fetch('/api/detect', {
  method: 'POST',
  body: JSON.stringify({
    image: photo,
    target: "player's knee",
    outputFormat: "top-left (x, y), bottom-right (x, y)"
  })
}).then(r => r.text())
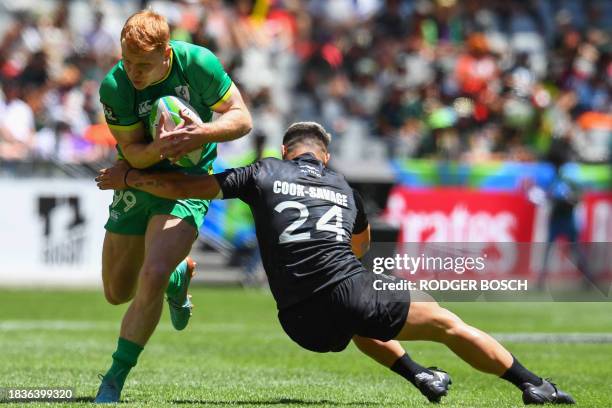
top-left (104, 287), bottom-right (133, 305)
top-left (139, 264), bottom-right (172, 294)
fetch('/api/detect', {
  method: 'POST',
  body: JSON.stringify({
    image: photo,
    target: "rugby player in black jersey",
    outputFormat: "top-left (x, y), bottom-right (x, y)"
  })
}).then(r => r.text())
top-left (97, 122), bottom-right (574, 405)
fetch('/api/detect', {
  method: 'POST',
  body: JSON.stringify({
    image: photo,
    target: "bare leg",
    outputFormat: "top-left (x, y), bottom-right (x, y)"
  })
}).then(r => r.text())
top-left (395, 293), bottom-right (512, 375)
top-left (120, 215), bottom-right (196, 346)
top-left (393, 294), bottom-right (576, 403)
top-left (352, 336), bottom-right (405, 367)
top-left (101, 231), bottom-right (145, 305)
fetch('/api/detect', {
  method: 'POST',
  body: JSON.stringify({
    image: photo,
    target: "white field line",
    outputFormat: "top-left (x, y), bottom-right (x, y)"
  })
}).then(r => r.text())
top-left (1, 320), bottom-right (612, 343)
top-left (0, 320), bottom-right (245, 332)
top-left (492, 333), bottom-right (612, 343)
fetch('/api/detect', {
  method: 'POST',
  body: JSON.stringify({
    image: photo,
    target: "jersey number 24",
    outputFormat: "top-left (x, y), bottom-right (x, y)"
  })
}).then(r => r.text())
top-left (274, 200), bottom-right (345, 243)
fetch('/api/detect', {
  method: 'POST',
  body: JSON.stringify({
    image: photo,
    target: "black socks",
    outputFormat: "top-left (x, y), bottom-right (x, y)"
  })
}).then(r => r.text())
top-left (390, 353), bottom-right (434, 387)
top-left (501, 355), bottom-right (543, 388)
top-left (392, 352), bottom-right (543, 390)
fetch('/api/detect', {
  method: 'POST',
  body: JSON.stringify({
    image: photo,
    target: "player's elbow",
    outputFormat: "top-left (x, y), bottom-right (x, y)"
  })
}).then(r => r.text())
top-left (235, 103), bottom-right (253, 136)
top-left (361, 241), bottom-right (371, 256)
top-left (353, 241), bottom-right (370, 259)
top-left (351, 226), bottom-right (371, 259)
top-left (240, 111), bottom-right (253, 136)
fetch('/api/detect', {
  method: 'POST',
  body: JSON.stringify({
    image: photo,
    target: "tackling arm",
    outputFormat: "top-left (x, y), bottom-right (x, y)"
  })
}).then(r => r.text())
top-left (126, 170), bottom-right (221, 200)
top-left (95, 161), bottom-right (221, 200)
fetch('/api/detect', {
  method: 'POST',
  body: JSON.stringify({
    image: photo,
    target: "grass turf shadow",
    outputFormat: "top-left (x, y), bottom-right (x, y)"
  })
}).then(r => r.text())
top-left (171, 398), bottom-right (375, 406)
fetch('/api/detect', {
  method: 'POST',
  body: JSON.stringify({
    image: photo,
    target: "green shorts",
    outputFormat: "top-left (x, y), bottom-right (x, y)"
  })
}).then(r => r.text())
top-left (104, 188), bottom-right (210, 235)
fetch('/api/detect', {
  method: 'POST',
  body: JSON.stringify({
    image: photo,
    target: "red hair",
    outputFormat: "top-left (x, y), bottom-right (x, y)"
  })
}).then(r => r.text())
top-left (121, 10), bottom-right (169, 52)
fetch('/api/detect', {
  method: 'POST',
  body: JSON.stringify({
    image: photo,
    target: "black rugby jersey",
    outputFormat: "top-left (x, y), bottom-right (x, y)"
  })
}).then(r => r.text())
top-left (214, 153), bottom-right (368, 309)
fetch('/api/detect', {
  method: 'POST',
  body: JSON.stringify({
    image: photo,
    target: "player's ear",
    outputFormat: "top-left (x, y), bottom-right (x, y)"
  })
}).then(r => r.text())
top-left (281, 144), bottom-right (288, 159)
top-left (324, 152), bottom-right (330, 165)
top-left (164, 45), bottom-right (171, 58)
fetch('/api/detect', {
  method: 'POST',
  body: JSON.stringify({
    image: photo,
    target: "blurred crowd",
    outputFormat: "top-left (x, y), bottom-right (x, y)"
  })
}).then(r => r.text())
top-left (0, 0), bottom-right (611, 167)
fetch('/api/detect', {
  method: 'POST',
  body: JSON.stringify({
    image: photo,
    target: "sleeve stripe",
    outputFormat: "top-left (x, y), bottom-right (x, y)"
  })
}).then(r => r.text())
top-left (209, 83), bottom-right (233, 110)
top-left (107, 122), bottom-right (143, 131)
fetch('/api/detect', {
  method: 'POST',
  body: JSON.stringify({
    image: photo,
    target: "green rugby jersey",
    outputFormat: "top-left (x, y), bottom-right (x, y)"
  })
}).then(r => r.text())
top-left (99, 40), bottom-right (232, 174)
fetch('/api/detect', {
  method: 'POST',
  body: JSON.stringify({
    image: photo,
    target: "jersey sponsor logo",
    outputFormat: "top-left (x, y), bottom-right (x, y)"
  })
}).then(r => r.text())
top-left (299, 164), bottom-right (321, 177)
top-left (272, 180), bottom-right (348, 207)
top-left (175, 85), bottom-right (190, 101)
top-left (103, 104), bottom-right (117, 121)
top-left (138, 100), bottom-right (153, 116)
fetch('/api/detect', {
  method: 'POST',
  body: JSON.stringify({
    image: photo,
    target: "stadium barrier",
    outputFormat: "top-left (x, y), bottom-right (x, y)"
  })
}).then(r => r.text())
top-left (385, 187), bottom-right (612, 243)
top-left (1, 177), bottom-right (609, 287)
top-left (0, 179), bottom-right (112, 287)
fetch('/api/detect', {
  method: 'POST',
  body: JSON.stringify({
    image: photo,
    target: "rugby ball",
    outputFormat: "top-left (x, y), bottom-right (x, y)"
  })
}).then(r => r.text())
top-left (149, 95), bottom-right (205, 167)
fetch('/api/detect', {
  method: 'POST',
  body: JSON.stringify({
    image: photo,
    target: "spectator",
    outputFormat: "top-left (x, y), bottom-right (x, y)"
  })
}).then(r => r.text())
top-left (0, 0), bottom-right (608, 165)
top-left (0, 80), bottom-right (35, 161)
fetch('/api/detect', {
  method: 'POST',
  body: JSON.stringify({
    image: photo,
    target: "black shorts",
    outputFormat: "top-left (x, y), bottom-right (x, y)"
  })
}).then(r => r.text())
top-left (277, 271), bottom-right (410, 353)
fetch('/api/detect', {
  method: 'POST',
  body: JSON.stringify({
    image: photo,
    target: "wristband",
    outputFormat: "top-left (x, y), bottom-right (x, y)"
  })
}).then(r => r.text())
top-left (124, 168), bottom-right (134, 188)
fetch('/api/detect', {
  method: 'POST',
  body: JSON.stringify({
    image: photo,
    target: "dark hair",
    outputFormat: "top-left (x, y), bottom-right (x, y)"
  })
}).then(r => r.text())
top-left (282, 122), bottom-right (332, 153)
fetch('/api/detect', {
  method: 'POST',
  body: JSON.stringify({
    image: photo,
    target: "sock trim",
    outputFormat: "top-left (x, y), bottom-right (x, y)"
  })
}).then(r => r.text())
top-left (500, 355), bottom-right (543, 388)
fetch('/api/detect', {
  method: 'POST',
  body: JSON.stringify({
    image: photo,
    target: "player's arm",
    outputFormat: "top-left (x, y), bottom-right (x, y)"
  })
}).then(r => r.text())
top-left (96, 159), bottom-right (260, 202)
top-left (205, 82), bottom-right (252, 142)
top-left (127, 170), bottom-right (221, 200)
top-left (96, 161), bottom-right (221, 199)
top-left (196, 47), bottom-right (253, 142)
top-left (159, 83), bottom-right (252, 160)
top-left (110, 124), bottom-right (164, 169)
top-left (352, 225), bottom-right (371, 259)
top-left (100, 76), bottom-right (164, 169)
top-left (351, 189), bottom-right (371, 259)
top-left (158, 46), bottom-right (252, 160)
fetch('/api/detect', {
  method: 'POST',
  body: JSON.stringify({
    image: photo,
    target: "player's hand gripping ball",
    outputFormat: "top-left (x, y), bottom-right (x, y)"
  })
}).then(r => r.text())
top-left (149, 96), bottom-right (205, 167)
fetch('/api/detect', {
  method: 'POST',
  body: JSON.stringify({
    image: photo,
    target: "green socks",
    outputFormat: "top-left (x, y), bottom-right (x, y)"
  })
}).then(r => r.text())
top-left (103, 261), bottom-right (187, 388)
top-left (166, 260), bottom-right (188, 297)
top-left (103, 337), bottom-right (144, 389)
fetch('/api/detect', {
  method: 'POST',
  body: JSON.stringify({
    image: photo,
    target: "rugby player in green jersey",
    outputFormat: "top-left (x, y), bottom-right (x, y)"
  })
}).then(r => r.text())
top-left (94, 10), bottom-right (252, 403)
top-left (94, 8), bottom-right (470, 405)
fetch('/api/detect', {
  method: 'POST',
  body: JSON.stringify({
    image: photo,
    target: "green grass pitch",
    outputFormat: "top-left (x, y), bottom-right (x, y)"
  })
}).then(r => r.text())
top-left (0, 288), bottom-right (610, 407)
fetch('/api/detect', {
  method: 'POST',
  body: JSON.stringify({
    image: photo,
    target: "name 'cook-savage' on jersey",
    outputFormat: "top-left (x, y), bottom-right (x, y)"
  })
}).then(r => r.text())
top-left (214, 153), bottom-right (369, 309)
